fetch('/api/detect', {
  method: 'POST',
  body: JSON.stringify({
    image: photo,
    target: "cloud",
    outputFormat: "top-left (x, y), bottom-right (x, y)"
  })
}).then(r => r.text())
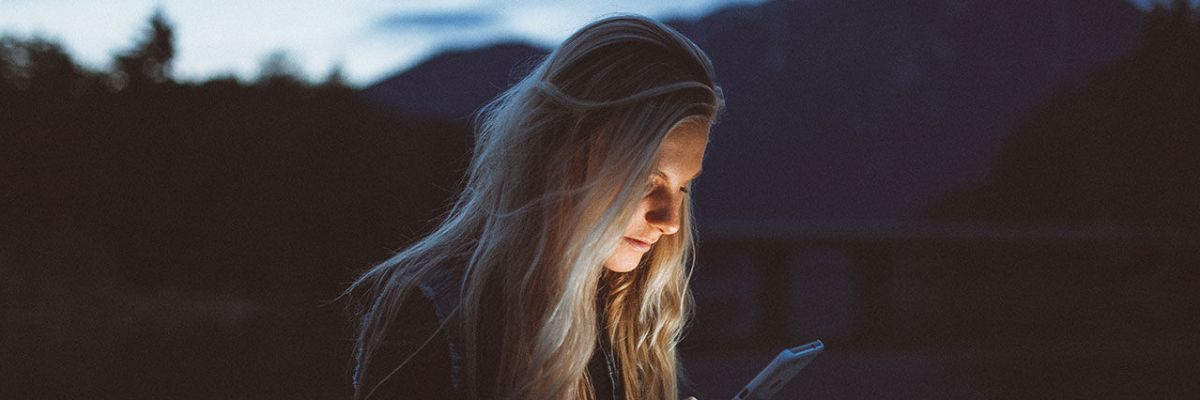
top-left (373, 10), bottom-right (497, 31)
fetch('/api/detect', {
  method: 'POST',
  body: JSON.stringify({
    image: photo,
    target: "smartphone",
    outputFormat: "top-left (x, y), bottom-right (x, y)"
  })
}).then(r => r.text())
top-left (731, 339), bottom-right (824, 400)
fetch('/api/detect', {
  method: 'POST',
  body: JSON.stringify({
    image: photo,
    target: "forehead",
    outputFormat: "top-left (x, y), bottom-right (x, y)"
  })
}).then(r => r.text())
top-left (654, 121), bottom-right (708, 178)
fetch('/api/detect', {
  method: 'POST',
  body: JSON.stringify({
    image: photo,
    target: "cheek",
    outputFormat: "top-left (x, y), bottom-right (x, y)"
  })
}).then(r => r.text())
top-left (605, 199), bottom-right (653, 272)
top-left (623, 199), bottom-right (651, 232)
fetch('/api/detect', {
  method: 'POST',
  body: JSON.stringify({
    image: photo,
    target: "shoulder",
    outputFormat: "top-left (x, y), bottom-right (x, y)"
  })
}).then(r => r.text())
top-left (380, 268), bottom-right (465, 346)
top-left (417, 269), bottom-right (465, 319)
top-left (389, 287), bottom-right (445, 346)
top-left (355, 284), bottom-right (457, 399)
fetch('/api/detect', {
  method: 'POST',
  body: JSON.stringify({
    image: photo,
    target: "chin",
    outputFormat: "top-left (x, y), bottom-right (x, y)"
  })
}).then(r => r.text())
top-left (603, 253), bottom-right (641, 273)
top-left (604, 262), bottom-right (638, 273)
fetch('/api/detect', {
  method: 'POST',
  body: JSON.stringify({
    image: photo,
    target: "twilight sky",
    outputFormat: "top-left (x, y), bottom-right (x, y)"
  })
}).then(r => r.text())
top-left (0, 0), bottom-right (767, 87)
top-left (0, 0), bottom-right (1189, 87)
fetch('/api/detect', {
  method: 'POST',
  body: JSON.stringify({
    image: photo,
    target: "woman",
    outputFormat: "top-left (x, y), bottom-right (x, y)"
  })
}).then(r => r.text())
top-left (344, 13), bottom-right (724, 400)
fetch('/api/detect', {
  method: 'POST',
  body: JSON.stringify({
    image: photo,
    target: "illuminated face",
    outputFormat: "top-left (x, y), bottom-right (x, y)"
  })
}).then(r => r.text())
top-left (602, 120), bottom-right (709, 273)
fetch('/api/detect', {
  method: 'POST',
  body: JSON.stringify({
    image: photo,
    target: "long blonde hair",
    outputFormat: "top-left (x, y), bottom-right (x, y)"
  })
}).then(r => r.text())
top-left (345, 13), bottom-right (724, 400)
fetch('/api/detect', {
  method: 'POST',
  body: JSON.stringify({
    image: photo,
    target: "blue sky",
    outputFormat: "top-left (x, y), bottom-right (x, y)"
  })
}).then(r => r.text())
top-left (1, 0), bottom-right (1192, 87)
top-left (0, 0), bottom-right (767, 87)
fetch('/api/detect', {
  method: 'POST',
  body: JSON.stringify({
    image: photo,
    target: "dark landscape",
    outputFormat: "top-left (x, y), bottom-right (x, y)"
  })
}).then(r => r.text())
top-left (2, 1), bottom-right (1197, 398)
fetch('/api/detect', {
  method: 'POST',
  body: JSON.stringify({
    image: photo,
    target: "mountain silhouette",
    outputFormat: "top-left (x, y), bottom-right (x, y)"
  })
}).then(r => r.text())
top-left (362, 0), bottom-right (1145, 223)
top-left (363, 42), bottom-right (548, 120)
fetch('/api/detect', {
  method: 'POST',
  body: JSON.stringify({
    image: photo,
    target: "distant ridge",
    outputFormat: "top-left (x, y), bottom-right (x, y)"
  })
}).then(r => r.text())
top-left (362, 42), bottom-right (549, 121)
top-left (362, 0), bottom-right (1146, 223)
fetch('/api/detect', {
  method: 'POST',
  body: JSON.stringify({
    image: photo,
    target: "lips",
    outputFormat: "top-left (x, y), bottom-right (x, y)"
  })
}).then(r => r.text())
top-left (624, 237), bottom-right (653, 252)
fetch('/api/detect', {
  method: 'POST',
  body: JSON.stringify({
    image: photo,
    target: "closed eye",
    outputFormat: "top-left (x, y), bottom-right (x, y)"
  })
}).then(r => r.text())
top-left (646, 175), bottom-right (696, 195)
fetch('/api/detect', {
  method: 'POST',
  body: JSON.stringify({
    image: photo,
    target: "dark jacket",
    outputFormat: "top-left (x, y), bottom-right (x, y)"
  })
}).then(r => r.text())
top-left (353, 270), bottom-right (625, 400)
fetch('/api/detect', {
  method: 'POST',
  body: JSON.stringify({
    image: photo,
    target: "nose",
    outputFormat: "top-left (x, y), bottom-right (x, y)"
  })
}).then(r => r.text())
top-left (645, 188), bottom-right (682, 235)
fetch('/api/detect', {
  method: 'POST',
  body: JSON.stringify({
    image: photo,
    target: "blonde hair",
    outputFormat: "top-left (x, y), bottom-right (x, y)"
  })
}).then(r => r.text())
top-left (345, 13), bottom-right (724, 400)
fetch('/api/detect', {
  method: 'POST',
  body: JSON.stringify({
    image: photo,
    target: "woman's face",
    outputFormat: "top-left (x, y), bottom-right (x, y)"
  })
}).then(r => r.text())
top-left (602, 120), bottom-right (709, 273)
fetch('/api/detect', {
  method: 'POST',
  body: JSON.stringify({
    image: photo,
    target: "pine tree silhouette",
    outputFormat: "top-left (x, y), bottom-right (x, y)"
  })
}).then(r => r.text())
top-left (113, 8), bottom-right (175, 89)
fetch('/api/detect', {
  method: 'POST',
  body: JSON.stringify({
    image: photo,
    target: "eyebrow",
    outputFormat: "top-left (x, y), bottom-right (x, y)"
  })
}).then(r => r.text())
top-left (655, 169), bottom-right (702, 182)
